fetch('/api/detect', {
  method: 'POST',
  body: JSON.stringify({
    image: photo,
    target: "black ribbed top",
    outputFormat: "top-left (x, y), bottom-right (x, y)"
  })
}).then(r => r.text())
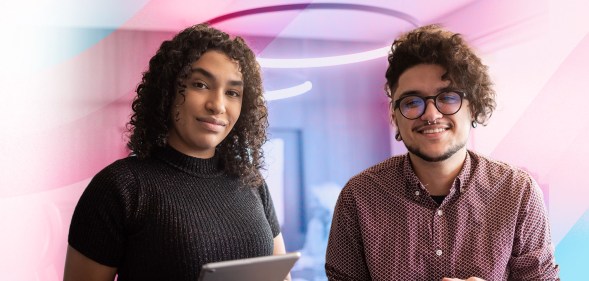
top-left (68, 146), bottom-right (280, 281)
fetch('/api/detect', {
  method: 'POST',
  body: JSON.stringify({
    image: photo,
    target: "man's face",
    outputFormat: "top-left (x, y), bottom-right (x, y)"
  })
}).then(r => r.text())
top-left (392, 64), bottom-right (472, 162)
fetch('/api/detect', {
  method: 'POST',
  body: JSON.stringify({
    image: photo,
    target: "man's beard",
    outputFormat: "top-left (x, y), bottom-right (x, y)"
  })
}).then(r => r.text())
top-left (405, 141), bottom-right (467, 162)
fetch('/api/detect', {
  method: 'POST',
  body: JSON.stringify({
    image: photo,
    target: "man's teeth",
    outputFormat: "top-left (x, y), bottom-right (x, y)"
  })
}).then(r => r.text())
top-left (423, 128), bottom-right (446, 134)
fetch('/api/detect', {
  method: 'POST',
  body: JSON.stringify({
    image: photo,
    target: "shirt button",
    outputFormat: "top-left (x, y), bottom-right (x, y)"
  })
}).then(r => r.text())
top-left (437, 210), bottom-right (443, 216)
top-left (460, 188), bottom-right (465, 193)
top-left (415, 190), bottom-right (420, 196)
top-left (436, 249), bottom-right (443, 256)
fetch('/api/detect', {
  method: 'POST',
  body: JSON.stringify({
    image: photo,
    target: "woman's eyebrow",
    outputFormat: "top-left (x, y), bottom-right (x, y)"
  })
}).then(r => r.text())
top-left (190, 67), bottom-right (243, 87)
top-left (190, 67), bottom-right (215, 80)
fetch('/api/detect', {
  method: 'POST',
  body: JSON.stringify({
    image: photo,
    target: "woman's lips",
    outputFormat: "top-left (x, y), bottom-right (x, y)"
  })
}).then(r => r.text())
top-left (197, 117), bottom-right (227, 132)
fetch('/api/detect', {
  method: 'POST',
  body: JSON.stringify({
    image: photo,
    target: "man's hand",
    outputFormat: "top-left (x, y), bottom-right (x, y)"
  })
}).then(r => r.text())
top-left (442, 277), bottom-right (486, 281)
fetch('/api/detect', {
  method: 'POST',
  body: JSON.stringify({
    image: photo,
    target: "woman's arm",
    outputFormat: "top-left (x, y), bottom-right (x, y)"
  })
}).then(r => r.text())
top-left (273, 233), bottom-right (287, 255)
top-left (273, 233), bottom-right (292, 281)
top-left (63, 246), bottom-right (117, 281)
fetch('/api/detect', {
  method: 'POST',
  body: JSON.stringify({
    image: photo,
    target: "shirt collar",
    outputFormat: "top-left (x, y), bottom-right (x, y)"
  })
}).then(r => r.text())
top-left (454, 150), bottom-right (473, 193)
top-left (402, 151), bottom-right (474, 195)
top-left (402, 154), bottom-right (422, 191)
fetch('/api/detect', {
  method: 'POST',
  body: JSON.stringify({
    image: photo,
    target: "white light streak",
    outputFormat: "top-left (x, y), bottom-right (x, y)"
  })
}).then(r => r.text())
top-left (265, 81), bottom-right (312, 101)
top-left (257, 46), bottom-right (390, 68)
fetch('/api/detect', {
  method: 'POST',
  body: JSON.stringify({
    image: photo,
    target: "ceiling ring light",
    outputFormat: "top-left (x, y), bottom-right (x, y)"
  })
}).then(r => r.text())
top-left (207, 3), bottom-right (420, 68)
top-left (265, 81), bottom-right (313, 101)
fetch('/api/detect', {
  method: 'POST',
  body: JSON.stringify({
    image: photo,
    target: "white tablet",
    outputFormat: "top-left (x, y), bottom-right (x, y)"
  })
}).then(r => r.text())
top-left (197, 252), bottom-right (301, 281)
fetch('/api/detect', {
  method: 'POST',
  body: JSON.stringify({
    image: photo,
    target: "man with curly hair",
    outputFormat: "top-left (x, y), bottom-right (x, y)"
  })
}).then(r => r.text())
top-left (326, 25), bottom-right (559, 280)
top-left (64, 24), bottom-right (288, 280)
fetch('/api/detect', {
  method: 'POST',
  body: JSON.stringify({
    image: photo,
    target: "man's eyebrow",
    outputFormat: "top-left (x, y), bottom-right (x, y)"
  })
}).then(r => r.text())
top-left (190, 67), bottom-right (243, 87)
top-left (398, 87), bottom-right (454, 99)
top-left (397, 90), bottom-right (420, 99)
top-left (437, 86), bottom-right (455, 93)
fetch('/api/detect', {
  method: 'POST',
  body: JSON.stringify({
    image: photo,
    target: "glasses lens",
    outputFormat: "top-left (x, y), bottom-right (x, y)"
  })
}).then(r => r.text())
top-left (399, 96), bottom-right (425, 119)
top-left (435, 92), bottom-right (462, 115)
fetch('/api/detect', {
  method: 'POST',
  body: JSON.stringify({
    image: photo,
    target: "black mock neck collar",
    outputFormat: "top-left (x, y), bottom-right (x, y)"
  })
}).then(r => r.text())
top-left (154, 145), bottom-right (224, 178)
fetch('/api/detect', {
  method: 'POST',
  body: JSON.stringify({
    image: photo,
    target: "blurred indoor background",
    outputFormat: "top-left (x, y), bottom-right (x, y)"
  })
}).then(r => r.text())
top-left (0, 0), bottom-right (587, 280)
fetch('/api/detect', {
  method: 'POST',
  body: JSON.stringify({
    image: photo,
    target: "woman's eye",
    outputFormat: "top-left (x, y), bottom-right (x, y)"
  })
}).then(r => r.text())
top-left (227, 90), bottom-right (241, 97)
top-left (193, 82), bottom-right (207, 89)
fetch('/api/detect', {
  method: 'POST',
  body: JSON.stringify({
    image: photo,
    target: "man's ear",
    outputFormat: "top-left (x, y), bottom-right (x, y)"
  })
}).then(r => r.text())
top-left (386, 86), bottom-right (398, 126)
top-left (471, 111), bottom-right (478, 127)
top-left (391, 111), bottom-right (398, 128)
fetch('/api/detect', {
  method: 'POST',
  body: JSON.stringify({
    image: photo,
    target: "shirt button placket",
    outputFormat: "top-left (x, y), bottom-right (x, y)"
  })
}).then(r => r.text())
top-left (433, 207), bottom-right (445, 264)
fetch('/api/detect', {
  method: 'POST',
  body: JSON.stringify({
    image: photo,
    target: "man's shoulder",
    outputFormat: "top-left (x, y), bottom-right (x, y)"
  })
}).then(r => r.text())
top-left (469, 150), bottom-right (528, 175)
top-left (346, 154), bottom-right (406, 187)
top-left (358, 154), bottom-right (405, 176)
top-left (467, 150), bottom-right (534, 188)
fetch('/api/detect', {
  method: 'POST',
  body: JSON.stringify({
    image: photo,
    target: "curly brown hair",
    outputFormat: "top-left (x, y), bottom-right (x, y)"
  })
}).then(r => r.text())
top-left (385, 24), bottom-right (496, 125)
top-left (127, 24), bottom-right (268, 187)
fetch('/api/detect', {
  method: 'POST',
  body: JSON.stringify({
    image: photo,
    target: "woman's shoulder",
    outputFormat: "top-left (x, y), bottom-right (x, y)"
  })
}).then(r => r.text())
top-left (89, 155), bottom-right (153, 191)
top-left (98, 155), bottom-right (136, 175)
top-left (100, 154), bottom-right (160, 175)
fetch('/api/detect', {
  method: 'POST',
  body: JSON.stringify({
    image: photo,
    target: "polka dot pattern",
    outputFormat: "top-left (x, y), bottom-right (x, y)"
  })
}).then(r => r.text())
top-left (325, 151), bottom-right (559, 280)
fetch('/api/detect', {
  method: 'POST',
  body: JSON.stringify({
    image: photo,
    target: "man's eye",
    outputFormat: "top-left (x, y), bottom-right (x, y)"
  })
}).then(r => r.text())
top-left (438, 93), bottom-right (460, 104)
top-left (402, 98), bottom-right (423, 108)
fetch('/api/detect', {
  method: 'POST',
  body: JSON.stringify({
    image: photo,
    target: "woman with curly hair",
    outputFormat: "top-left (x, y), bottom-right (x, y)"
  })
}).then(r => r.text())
top-left (64, 24), bottom-right (287, 281)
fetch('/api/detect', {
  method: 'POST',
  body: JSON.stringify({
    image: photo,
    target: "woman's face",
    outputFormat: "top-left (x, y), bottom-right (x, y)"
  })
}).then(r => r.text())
top-left (167, 50), bottom-right (244, 158)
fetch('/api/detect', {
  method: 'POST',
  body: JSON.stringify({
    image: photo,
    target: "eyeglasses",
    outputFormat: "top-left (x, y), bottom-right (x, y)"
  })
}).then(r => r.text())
top-left (393, 91), bottom-right (466, 120)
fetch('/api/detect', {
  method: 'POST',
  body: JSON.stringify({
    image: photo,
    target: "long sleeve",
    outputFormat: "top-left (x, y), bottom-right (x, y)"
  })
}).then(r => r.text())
top-left (325, 185), bottom-right (371, 281)
top-left (508, 177), bottom-right (559, 280)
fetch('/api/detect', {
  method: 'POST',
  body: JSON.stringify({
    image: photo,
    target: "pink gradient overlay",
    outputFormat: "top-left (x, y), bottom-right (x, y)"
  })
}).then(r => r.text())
top-left (1, 0), bottom-right (588, 280)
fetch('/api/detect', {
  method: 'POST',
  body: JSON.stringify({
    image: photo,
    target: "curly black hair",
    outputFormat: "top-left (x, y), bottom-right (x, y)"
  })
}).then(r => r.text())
top-left (127, 24), bottom-right (268, 187)
top-left (385, 24), bottom-right (496, 125)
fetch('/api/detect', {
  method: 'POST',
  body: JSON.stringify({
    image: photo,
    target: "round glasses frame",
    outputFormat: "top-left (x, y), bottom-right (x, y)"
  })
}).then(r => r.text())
top-left (393, 91), bottom-right (466, 120)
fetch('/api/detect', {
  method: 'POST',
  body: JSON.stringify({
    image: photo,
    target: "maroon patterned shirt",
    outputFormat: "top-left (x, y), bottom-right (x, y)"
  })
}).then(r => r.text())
top-left (326, 151), bottom-right (559, 280)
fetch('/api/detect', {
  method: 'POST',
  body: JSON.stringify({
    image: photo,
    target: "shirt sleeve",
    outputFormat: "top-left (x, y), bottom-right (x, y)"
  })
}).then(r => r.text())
top-left (259, 181), bottom-right (281, 237)
top-left (68, 160), bottom-right (138, 267)
top-left (508, 175), bottom-right (560, 280)
top-left (325, 181), bottom-right (371, 281)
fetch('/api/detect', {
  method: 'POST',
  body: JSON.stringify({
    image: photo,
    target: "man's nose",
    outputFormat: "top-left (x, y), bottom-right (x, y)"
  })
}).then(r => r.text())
top-left (420, 100), bottom-right (443, 121)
